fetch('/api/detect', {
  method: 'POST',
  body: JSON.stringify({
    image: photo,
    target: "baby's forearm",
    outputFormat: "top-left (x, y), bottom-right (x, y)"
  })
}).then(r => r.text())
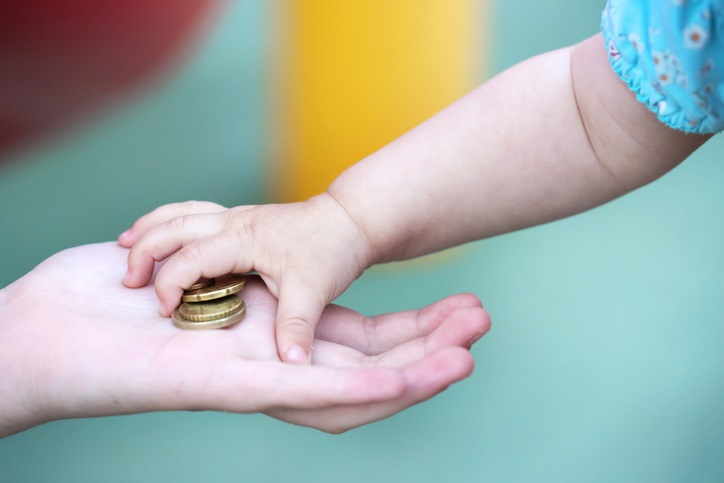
top-left (327, 34), bottom-right (709, 265)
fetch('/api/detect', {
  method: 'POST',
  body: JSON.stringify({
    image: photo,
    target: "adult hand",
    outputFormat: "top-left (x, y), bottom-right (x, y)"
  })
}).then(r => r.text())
top-left (0, 242), bottom-right (490, 437)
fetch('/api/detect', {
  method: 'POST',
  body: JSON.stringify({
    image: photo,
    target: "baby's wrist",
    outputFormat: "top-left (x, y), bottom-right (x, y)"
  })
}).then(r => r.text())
top-left (314, 191), bottom-right (382, 269)
top-left (326, 160), bottom-right (423, 265)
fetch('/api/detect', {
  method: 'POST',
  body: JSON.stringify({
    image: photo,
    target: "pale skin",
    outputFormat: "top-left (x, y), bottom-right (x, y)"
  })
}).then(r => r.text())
top-left (0, 242), bottom-right (490, 438)
top-left (121, 33), bottom-right (712, 364)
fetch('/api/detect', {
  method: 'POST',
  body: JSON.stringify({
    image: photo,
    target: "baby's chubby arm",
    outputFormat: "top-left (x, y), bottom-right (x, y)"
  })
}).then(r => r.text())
top-left (328, 34), bottom-right (710, 265)
top-left (122, 34), bottom-right (711, 363)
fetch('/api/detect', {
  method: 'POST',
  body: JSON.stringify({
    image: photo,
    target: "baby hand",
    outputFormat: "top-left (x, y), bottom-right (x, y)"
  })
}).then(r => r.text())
top-left (119, 195), bottom-right (375, 364)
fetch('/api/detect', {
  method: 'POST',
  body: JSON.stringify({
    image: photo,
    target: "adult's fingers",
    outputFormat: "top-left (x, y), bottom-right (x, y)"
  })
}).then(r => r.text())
top-left (267, 346), bottom-right (475, 433)
top-left (314, 293), bottom-right (485, 355)
top-left (311, 305), bottom-right (491, 368)
top-left (150, 359), bottom-right (408, 413)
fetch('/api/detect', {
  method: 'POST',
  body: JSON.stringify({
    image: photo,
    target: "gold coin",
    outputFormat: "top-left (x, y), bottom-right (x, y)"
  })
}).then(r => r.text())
top-left (187, 277), bottom-right (215, 291)
top-left (178, 294), bottom-right (243, 322)
top-left (181, 275), bottom-right (246, 303)
top-left (172, 301), bottom-right (246, 330)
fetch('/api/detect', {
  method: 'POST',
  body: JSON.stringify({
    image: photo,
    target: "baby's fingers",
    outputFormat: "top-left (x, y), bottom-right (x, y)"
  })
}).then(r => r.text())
top-left (152, 234), bottom-right (256, 316)
top-left (123, 212), bottom-right (227, 290)
top-left (118, 200), bottom-right (226, 248)
top-left (276, 277), bottom-right (330, 365)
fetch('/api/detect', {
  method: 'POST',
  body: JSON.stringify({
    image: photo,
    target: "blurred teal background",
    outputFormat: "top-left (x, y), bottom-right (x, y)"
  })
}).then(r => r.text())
top-left (2, 1), bottom-right (724, 481)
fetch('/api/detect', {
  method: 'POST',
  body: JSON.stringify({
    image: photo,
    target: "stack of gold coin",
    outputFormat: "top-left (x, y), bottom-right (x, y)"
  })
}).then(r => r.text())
top-left (172, 276), bottom-right (247, 330)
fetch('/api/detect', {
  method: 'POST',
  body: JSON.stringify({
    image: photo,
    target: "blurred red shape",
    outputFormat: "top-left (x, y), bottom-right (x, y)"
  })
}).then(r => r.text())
top-left (0, 0), bottom-right (218, 158)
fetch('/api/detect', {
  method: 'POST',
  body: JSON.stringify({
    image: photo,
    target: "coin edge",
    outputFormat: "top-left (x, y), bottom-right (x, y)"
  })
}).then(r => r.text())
top-left (172, 302), bottom-right (247, 330)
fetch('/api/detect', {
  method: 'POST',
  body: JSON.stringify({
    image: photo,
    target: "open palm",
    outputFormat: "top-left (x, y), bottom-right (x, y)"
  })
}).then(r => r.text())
top-left (0, 242), bottom-right (490, 436)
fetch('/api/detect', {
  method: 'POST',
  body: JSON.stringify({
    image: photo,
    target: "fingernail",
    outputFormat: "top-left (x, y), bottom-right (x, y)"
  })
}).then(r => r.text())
top-left (119, 228), bottom-right (132, 240)
top-left (285, 345), bottom-right (310, 365)
top-left (122, 268), bottom-right (132, 285)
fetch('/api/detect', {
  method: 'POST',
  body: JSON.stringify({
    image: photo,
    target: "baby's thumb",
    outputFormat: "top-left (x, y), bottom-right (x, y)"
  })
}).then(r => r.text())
top-left (275, 282), bottom-right (328, 364)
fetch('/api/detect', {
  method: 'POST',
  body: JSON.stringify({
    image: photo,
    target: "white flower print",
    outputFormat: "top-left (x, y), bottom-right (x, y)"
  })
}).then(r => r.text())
top-left (652, 51), bottom-right (670, 84)
top-left (628, 32), bottom-right (645, 52)
top-left (683, 24), bottom-right (708, 49)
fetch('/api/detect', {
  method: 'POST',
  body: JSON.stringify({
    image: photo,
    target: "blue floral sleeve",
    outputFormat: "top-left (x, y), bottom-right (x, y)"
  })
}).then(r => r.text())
top-left (602, 0), bottom-right (724, 134)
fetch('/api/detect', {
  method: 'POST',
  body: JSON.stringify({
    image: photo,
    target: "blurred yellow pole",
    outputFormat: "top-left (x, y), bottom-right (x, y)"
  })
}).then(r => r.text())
top-left (270, 0), bottom-right (490, 202)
